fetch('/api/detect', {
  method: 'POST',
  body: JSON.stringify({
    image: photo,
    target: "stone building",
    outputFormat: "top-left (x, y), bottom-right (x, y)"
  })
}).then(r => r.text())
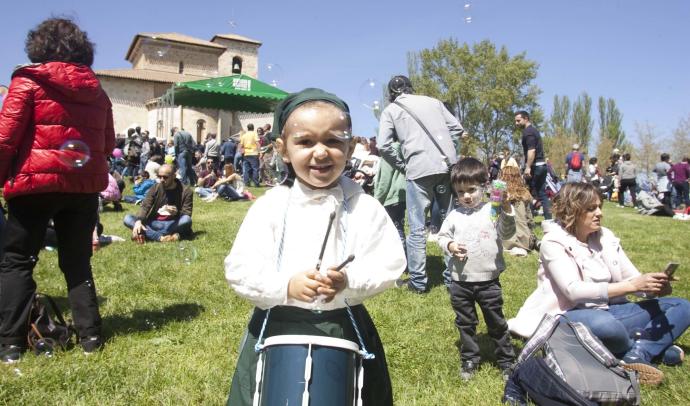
top-left (96, 32), bottom-right (272, 142)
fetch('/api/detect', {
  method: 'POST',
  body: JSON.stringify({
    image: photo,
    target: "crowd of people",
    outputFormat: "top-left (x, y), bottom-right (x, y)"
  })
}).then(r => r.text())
top-left (0, 17), bottom-right (688, 405)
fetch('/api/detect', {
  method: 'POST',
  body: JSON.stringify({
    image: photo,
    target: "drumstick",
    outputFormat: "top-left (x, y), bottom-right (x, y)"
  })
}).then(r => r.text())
top-left (333, 255), bottom-right (355, 272)
top-left (315, 211), bottom-right (337, 271)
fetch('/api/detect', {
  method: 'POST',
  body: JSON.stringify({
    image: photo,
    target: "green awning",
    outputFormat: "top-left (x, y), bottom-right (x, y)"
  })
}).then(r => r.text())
top-left (170, 74), bottom-right (288, 113)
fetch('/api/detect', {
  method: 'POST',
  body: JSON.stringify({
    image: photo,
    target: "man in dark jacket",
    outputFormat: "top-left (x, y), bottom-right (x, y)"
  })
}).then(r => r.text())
top-left (123, 164), bottom-right (193, 242)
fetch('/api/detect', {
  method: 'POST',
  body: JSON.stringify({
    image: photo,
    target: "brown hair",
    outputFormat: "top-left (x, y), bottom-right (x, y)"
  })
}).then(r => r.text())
top-left (552, 183), bottom-right (602, 234)
top-left (499, 166), bottom-right (532, 203)
top-left (224, 163), bottom-right (235, 175)
top-left (25, 18), bottom-right (95, 66)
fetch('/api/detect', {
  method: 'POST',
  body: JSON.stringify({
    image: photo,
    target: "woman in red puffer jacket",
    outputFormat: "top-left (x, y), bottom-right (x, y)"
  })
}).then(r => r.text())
top-left (0, 17), bottom-right (114, 362)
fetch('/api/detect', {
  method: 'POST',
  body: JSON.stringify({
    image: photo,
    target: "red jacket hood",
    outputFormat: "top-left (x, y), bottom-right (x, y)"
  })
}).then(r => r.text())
top-left (13, 62), bottom-right (104, 103)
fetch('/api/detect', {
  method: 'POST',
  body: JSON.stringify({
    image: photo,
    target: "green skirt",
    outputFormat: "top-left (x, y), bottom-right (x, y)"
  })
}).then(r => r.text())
top-left (227, 305), bottom-right (393, 406)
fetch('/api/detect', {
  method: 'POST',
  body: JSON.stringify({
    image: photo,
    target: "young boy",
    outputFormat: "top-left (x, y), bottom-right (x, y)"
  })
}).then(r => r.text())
top-left (437, 157), bottom-right (516, 381)
top-left (225, 88), bottom-right (406, 405)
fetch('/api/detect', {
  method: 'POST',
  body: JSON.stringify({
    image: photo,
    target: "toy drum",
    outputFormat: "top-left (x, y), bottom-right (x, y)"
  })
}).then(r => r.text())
top-left (253, 335), bottom-right (363, 406)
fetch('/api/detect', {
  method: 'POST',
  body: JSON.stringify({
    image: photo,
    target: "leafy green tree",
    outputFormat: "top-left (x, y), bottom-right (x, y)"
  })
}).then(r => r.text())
top-left (598, 96), bottom-right (626, 148)
top-left (572, 92), bottom-right (593, 153)
top-left (407, 38), bottom-right (541, 162)
top-left (549, 95), bottom-right (571, 137)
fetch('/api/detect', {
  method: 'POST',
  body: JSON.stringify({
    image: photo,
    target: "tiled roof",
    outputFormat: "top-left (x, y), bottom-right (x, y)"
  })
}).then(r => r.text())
top-left (126, 33), bottom-right (225, 61)
top-left (211, 34), bottom-right (262, 46)
top-left (95, 68), bottom-right (207, 84)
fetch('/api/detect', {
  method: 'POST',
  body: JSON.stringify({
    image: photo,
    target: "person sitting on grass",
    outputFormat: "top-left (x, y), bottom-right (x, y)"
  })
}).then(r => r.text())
top-left (199, 163), bottom-right (250, 202)
top-left (194, 159), bottom-right (218, 194)
top-left (123, 164), bottom-right (193, 242)
top-left (224, 88), bottom-right (405, 406)
top-left (122, 171), bottom-right (155, 204)
top-left (500, 165), bottom-right (538, 256)
top-left (436, 157), bottom-right (517, 382)
top-left (508, 182), bottom-right (690, 386)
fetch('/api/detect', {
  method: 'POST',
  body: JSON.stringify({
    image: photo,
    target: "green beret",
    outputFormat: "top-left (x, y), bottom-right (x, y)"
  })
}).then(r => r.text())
top-left (271, 88), bottom-right (350, 140)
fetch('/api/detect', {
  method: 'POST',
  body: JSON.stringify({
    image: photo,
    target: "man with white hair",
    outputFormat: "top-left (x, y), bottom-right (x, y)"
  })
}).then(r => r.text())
top-left (565, 143), bottom-right (585, 183)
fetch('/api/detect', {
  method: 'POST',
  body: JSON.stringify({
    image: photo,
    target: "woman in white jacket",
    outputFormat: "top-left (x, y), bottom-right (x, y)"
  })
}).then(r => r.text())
top-left (508, 183), bottom-right (690, 385)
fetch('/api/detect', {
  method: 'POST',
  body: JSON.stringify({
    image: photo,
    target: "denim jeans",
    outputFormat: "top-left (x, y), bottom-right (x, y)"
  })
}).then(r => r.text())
top-left (217, 184), bottom-right (245, 200)
top-left (566, 169), bottom-right (583, 183)
top-left (565, 298), bottom-right (690, 360)
top-left (243, 155), bottom-right (260, 187)
top-left (195, 187), bottom-right (214, 198)
top-left (406, 173), bottom-right (452, 291)
top-left (234, 151), bottom-right (243, 175)
top-left (177, 152), bottom-right (197, 186)
top-left (123, 214), bottom-right (193, 241)
top-left (529, 165), bottom-right (552, 219)
top-left (673, 182), bottom-right (690, 207)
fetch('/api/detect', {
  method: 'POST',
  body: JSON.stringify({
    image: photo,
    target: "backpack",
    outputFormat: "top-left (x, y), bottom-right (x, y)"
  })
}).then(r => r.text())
top-left (504, 314), bottom-right (640, 406)
top-left (570, 152), bottom-right (583, 171)
top-left (27, 293), bottom-right (75, 355)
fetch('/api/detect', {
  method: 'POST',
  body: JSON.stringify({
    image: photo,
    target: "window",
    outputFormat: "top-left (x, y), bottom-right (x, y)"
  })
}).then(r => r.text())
top-left (178, 61), bottom-right (184, 74)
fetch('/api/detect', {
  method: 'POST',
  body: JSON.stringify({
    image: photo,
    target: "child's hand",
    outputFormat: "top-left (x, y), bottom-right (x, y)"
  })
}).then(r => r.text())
top-left (448, 242), bottom-right (468, 261)
top-left (315, 268), bottom-right (348, 303)
top-left (501, 191), bottom-right (513, 214)
top-left (288, 270), bottom-right (322, 302)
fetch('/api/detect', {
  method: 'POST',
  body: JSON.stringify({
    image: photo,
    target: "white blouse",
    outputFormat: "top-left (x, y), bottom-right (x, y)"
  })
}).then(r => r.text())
top-left (224, 177), bottom-right (406, 310)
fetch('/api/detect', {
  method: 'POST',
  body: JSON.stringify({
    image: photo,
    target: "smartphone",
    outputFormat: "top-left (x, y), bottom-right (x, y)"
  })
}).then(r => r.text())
top-left (664, 262), bottom-right (680, 278)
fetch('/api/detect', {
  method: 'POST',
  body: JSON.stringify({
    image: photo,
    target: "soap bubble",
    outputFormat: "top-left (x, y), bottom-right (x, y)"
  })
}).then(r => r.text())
top-left (177, 241), bottom-right (198, 265)
top-left (58, 140), bottom-right (90, 168)
top-left (464, 16), bottom-right (472, 24)
top-left (358, 78), bottom-right (383, 112)
top-left (266, 155), bottom-right (289, 186)
top-left (263, 63), bottom-right (284, 87)
top-left (464, 2), bottom-right (471, 10)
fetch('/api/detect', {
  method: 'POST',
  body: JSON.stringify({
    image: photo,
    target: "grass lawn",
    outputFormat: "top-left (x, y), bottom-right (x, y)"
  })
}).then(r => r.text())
top-left (1, 187), bottom-right (689, 405)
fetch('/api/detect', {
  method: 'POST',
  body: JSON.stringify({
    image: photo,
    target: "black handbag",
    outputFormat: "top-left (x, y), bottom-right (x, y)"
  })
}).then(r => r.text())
top-left (27, 293), bottom-right (75, 355)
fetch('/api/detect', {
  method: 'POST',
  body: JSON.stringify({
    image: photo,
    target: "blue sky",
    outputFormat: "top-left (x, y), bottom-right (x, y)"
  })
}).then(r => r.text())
top-left (2, 0), bottom-right (689, 145)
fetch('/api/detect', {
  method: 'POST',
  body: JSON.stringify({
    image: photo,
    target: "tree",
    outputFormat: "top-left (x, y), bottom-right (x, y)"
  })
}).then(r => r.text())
top-left (549, 95), bottom-right (571, 137)
top-left (572, 92), bottom-right (593, 153)
top-left (408, 38), bottom-right (541, 162)
top-left (633, 122), bottom-right (659, 175)
top-left (598, 96), bottom-right (626, 148)
top-left (671, 114), bottom-right (690, 161)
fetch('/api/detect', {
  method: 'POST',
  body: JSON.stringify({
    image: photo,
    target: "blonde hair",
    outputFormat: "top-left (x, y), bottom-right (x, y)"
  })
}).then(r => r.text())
top-left (552, 183), bottom-right (601, 234)
top-left (499, 166), bottom-right (532, 203)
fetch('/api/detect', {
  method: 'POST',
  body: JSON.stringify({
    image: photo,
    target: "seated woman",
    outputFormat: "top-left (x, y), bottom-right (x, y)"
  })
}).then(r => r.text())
top-left (508, 182), bottom-right (690, 385)
top-left (499, 166), bottom-right (537, 256)
top-left (199, 163), bottom-right (248, 202)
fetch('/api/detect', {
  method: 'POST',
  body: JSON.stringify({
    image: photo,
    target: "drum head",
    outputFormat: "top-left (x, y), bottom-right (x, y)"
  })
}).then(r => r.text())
top-left (263, 334), bottom-right (360, 352)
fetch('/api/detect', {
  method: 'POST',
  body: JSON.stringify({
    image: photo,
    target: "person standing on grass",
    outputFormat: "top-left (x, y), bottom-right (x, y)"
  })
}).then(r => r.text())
top-left (668, 157), bottom-right (690, 209)
top-left (123, 164), bottom-right (193, 242)
top-left (0, 17), bottom-right (113, 362)
top-left (240, 123), bottom-right (261, 187)
top-left (436, 158), bottom-right (516, 382)
top-left (565, 143), bottom-right (585, 183)
top-left (377, 75), bottom-right (464, 294)
top-left (515, 110), bottom-right (552, 220)
top-left (617, 153), bottom-right (637, 207)
top-left (225, 88), bottom-right (405, 406)
top-left (173, 127), bottom-right (197, 186)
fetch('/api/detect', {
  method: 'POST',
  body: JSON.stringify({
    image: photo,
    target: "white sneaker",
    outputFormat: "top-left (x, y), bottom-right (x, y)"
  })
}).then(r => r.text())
top-left (507, 247), bottom-right (528, 257)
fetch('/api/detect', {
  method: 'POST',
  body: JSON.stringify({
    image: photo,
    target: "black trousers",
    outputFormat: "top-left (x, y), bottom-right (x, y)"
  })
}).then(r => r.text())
top-left (450, 279), bottom-right (515, 367)
top-left (0, 193), bottom-right (102, 346)
top-left (618, 178), bottom-right (637, 206)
